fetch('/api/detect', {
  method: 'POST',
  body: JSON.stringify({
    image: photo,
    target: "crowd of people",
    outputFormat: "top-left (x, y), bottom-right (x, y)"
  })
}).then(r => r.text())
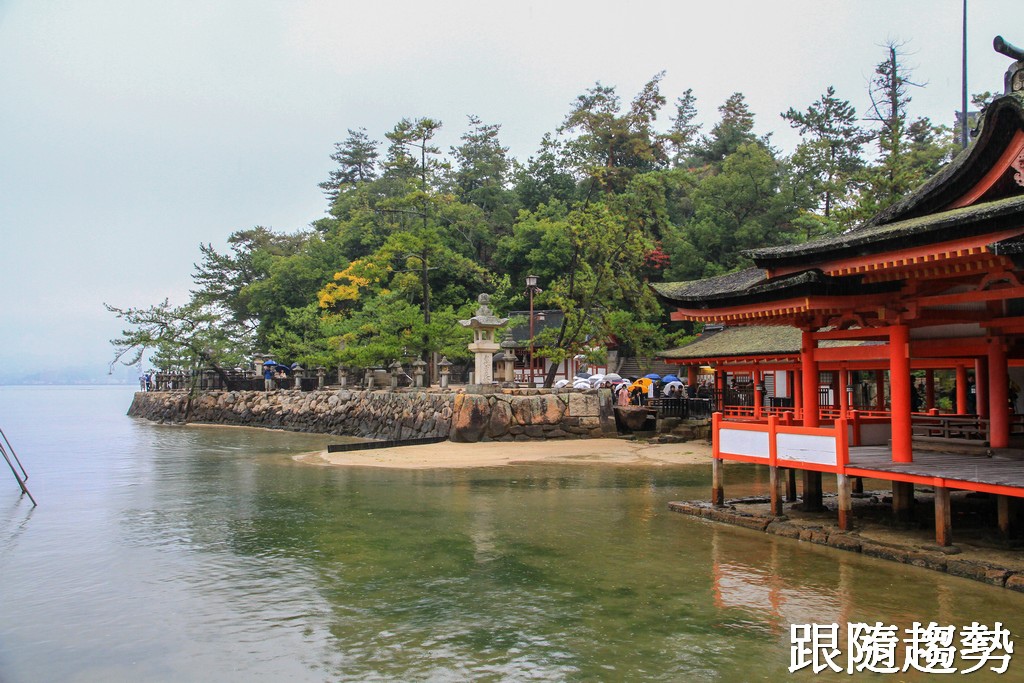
top-left (551, 371), bottom-right (716, 407)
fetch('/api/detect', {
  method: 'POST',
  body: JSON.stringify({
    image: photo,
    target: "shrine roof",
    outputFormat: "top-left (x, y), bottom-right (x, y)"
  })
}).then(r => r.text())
top-left (747, 193), bottom-right (1024, 267)
top-left (650, 267), bottom-right (900, 309)
top-left (658, 325), bottom-right (868, 360)
top-left (863, 92), bottom-right (1024, 228)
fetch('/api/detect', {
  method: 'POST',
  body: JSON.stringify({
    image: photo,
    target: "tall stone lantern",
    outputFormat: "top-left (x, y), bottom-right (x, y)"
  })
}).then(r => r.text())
top-left (458, 294), bottom-right (508, 387)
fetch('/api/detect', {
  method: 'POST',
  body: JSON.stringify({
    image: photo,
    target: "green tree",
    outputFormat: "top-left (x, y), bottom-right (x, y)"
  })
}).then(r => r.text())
top-left (499, 202), bottom-right (653, 386)
top-left (782, 86), bottom-right (870, 235)
top-left (319, 128), bottom-right (380, 204)
top-left (859, 42), bottom-right (926, 215)
top-left (513, 133), bottom-right (579, 211)
top-left (190, 226), bottom-right (307, 335)
top-left (692, 92), bottom-right (759, 166)
top-left (105, 298), bottom-right (249, 389)
top-left (664, 142), bottom-right (797, 280)
top-left (666, 88), bottom-right (702, 168)
top-left (559, 73), bottom-right (668, 197)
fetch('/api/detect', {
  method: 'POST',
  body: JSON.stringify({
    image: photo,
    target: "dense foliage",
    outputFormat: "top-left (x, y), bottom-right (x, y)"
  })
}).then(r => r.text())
top-left (110, 44), bottom-right (966, 386)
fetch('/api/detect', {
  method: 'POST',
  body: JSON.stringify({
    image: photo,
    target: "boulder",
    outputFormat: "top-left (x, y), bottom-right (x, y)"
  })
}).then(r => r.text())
top-left (451, 393), bottom-right (491, 442)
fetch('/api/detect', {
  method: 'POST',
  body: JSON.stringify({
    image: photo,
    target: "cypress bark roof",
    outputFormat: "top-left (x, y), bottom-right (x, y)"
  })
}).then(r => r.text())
top-left (746, 194), bottom-right (1024, 268)
top-left (650, 268), bottom-right (901, 309)
top-left (659, 325), bottom-right (871, 360)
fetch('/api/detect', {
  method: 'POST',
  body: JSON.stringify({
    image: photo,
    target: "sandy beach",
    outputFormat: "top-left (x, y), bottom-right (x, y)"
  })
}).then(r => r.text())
top-left (296, 437), bottom-right (713, 469)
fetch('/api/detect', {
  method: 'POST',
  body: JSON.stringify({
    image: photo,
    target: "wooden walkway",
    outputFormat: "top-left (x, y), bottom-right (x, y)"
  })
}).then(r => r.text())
top-left (847, 446), bottom-right (1024, 490)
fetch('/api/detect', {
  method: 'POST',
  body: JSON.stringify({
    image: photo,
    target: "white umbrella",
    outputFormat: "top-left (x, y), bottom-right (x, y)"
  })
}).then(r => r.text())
top-left (662, 380), bottom-right (684, 396)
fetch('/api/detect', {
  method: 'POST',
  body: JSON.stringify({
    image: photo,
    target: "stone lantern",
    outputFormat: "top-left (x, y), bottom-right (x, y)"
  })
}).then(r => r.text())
top-left (364, 366), bottom-right (375, 390)
top-left (337, 364), bottom-right (347, 388)
top-left (458, 294), bottom-right (508, 387)
top-left (412, 358), bottom-right (427, 388)
top-left (389, 359), bottom-right (404, 390)
top-left (438, 356), bottom-right (454, 389)
top-left (316, 366), bottom-right (326, 389)
top-left (499, 338), bottom-right (518, 384)
top-left (252, 352), bottom-right (266, 373)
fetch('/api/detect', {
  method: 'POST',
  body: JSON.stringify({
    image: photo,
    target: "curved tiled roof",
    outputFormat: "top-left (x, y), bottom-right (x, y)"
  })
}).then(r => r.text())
top-left (746, 194), bottom-right (1024, 267)
top-left (650, 268), bottom-right (901, 309)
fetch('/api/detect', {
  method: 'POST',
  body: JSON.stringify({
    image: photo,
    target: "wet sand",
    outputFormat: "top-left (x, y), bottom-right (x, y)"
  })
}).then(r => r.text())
top-left (296, 437), bottom-right (712, 469)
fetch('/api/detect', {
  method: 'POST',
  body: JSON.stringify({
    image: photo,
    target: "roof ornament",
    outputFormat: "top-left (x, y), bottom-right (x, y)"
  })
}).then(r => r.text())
top-left (994, 36), bottom-right (1024, 95)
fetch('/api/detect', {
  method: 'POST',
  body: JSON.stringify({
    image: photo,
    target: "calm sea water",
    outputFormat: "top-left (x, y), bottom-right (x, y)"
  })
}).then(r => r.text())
top-left (1, 386), bottom-right (1023, 682)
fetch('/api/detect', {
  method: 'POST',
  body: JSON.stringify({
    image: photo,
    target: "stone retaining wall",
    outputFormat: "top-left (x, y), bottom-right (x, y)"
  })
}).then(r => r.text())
top-left (127, 387), bottom-right (617, 442)
top-left (669, 501), bottom-right (1024, 592)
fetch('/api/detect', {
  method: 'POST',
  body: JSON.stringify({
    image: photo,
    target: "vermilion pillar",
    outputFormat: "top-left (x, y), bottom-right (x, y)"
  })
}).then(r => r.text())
top-left (801, 330), bottom-right (819, 428)
top-left (753, 368), bottom-right (762, 419)
top-left (956, 364), bottom-right (968, 415)
top-left (925, 370), bottom-right (935, 411)
top-left (889, 324), bottom-right (913, 462)
top-left (793, 369), bottom-right (803, 420)
top-left (977, 358), bottom-right (989, 418)
top-left (687, 365), bottom-right (698, 392)
top-left (839, 367), bottom-right (849, 417)
top-left (988, 335), bottom-right (1009, 449)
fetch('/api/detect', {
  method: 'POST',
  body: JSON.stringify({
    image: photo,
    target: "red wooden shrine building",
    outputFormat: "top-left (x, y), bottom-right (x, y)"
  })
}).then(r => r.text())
top-left (653, 52), bottom-right (1024, 547)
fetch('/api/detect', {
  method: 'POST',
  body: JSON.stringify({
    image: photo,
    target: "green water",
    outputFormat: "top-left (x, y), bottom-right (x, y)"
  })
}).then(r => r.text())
top-left (1, 386), bottom-right (1022, 681)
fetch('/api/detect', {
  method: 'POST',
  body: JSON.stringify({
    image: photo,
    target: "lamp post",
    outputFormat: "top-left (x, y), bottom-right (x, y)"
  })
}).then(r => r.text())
top-left (525, 275), bottom-right (542, 387)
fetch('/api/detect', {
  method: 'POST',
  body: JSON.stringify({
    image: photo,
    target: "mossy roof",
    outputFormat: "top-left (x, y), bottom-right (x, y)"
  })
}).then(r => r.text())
top-left (658, 325), bottom-right (870, 360)
top-left (747, 193), bottom-right (1024, 267)
top-left (650, 267), bottom-right (901, 309)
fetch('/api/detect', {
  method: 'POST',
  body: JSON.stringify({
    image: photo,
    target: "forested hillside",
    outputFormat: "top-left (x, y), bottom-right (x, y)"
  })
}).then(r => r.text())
top-left (108, 44), bottom-right (978, 386)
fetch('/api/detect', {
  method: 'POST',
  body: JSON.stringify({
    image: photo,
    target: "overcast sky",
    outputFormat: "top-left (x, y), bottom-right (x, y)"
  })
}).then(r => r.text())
top-left (2, 0), bottom-right (1023, 379)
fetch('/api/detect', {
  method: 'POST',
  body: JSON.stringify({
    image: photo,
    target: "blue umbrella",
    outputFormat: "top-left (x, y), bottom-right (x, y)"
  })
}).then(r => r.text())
top-left (662, 374), bottom-right (680, 383)
top-left (263, 359), bottom-right (277, 366)
top-left (644, 373), bottom-right (661, 380)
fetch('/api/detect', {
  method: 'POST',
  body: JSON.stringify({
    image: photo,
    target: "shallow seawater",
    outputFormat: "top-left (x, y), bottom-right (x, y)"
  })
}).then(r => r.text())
top-left (1, 386), bottom-right (1022, 681)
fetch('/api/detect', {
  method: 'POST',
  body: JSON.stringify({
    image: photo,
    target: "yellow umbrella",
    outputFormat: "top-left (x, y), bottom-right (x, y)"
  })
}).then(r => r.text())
top-left (629, 377), bottom-right (653, 393)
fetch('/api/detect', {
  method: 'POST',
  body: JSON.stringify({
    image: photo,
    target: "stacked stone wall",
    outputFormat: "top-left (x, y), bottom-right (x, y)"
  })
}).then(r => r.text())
top-left (127, 387), bottom-right (617, 442)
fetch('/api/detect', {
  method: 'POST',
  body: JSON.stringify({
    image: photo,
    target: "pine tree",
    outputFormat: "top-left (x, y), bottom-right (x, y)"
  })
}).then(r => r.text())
top-left (319, 128), bottom-right (380, 203)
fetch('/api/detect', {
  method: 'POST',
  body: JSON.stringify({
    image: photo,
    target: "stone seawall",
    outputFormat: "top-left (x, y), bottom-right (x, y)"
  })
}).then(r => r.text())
top-left (127, 387), bottom-right (617, 442)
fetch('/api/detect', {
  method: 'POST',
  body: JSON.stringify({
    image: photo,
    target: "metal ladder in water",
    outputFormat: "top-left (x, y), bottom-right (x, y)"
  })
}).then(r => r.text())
top-left (1, 426), bottom-right (36, 506)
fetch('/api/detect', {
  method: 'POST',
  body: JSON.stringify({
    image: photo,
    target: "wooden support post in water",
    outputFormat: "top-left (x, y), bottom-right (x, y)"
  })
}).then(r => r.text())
top-left (853, 477), bottom-right (864, 495)
top-left (893, 481), bottom-right (915, 523)
top-left (769, 466), bottom-right (783, 516)
top-left (802, 471), bottom-right (824, 512)
top-left (786, 469), bottom-right (797, 502)
top-left (837, 474), bottom-right (853, 531)
top-left (711, 457), bottom-right (724, 507)
top-left (935, 486), bottom-right (952, 547)
top-left (998, 495), bottom-right (1015, 540)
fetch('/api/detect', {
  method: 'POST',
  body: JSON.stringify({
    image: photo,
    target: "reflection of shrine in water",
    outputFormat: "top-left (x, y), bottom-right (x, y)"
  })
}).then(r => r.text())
top-left (710, 526), bottom-right (849, 635)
